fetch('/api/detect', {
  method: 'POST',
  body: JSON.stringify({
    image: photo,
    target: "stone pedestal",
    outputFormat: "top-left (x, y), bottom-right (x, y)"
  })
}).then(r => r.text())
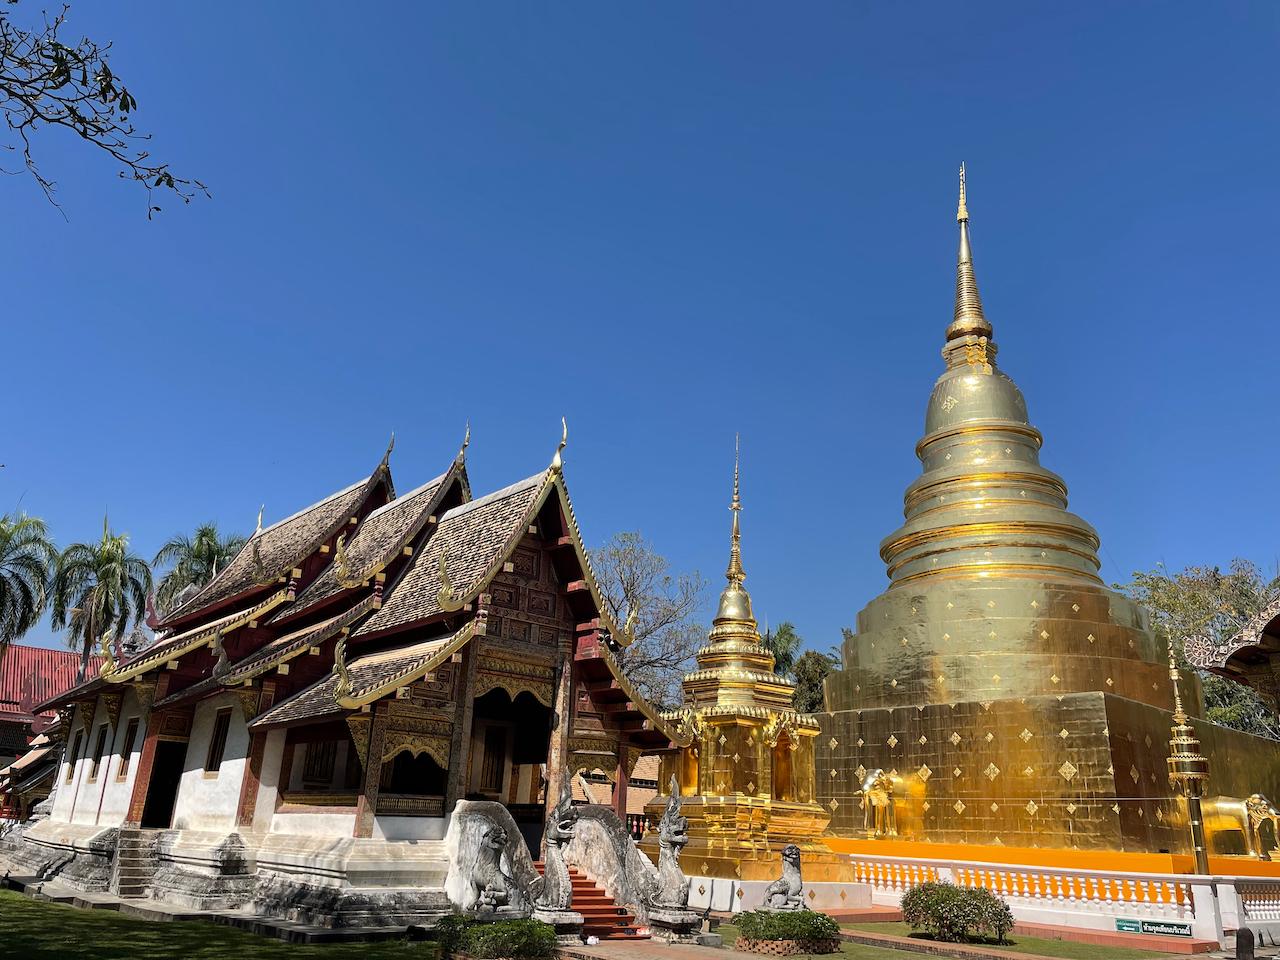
top-left (532, 908), bottom-right (583, 944)
top-left (648, 906), bottom-right (713, 944)
top-left (470, 905), bottom-right (526, 923)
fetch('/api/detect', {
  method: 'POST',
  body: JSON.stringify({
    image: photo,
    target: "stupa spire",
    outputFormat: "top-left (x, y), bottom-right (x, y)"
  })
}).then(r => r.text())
top-left (946, 162), bottom-right (993, 342)
top-left (726, 433), bottom-right (744, 586)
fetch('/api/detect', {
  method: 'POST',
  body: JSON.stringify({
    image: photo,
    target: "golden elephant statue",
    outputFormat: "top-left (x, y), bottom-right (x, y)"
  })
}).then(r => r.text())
top-left (1203, 793), bottom-right (1280, 859)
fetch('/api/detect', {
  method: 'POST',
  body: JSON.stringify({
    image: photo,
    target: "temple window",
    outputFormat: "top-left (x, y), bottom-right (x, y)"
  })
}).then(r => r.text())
top-left (302, 740), bottom-right (338, 785)
top-left (380, 750), bottom-right (447, 797)
top-left (87, 724), bottom-right (109, 782)
top-left (281, 721), bottom-right (362, 799)
top-left (65, 730), bottom-right (83, 783)
top-left (116, 717), bottom-right (140, 780)
top-left (204, 708), bottom-right (232, 774)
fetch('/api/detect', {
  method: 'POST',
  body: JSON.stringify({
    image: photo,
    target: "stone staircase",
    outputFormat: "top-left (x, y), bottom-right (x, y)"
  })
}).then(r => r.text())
top-left (534, 861), bottom-right (647, 940)
top-left (109, 828), bottom-right (158, 899)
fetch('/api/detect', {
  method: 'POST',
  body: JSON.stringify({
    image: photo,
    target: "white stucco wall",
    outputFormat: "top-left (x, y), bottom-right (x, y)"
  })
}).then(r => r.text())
top-left (94, 688), bottom-right (148, 826)
top-left (251, 728), bottom-right (285, 830)
top-left (170, 692), bottom-right (250, 833)
top-left (50, 703), bottom-right (84, 823)
top-left (373, 815), bottom-right (449, 841)
top-left (268, 811), bottom-right (357, 836)
top-left (69, 697), bottom-right (116, 826)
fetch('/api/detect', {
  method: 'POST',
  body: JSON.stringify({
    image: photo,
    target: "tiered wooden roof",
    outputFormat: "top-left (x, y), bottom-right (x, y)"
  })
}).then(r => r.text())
top-left (41, 434), bottom-right (679, 760)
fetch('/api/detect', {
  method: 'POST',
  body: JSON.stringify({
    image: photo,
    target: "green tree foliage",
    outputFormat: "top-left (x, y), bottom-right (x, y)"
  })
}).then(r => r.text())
top-left (760, 621), bottom-right (802, 677)
top-left (152, 523), bottom-right (247, 614)
top-left (51, 517), bottom-right (153, 680)
top-left (0, 2), bottom-right (205, 213)
top-left (1121, 559), bottom-right (1280, 741)
top-left (591, 531), bottom-right (706, 709)
top-left (0, 513), bottom-right (57, 648)
top-left (793, 648), bottom-right (838, 713)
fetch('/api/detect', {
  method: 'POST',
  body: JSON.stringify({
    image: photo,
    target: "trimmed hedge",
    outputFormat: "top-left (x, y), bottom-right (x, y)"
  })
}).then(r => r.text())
top-left (900, 881), bottom-right (1015, 944)
top-left (435, 914), bottom-right (558, 959)
top-left (735, 910), bottom-right (841, 942)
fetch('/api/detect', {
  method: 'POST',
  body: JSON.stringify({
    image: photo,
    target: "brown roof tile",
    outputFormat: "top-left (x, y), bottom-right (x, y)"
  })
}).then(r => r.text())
top-left (250, 626), bottom-right (467, 727)
top-left (353, 473), bottom-right (546, 638)
top-left (271, 470), bottom-right (454, 625)
top-left (160, 472), bottom-right (383, 628)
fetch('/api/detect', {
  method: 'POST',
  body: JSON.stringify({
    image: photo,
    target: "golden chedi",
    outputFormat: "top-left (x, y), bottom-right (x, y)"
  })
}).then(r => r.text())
top-left (815, 167), bottom-right (1280, 857)
top-left (645, 445), bottom-right (848, 881)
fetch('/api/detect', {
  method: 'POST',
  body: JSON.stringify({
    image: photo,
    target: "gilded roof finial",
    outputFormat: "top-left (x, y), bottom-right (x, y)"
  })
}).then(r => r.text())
top-left (380, 432), bottom-right (395, 472)
top-left (457, 420), bottom-right (471, 463)
top-left (946, 162), bottom-right (993, 343)
top-left (727, 434), bottom-right (744, 586)
top-left (255, 504), bottom-right (264, 535)
top-left (551, 416), bottom-right (568, 471)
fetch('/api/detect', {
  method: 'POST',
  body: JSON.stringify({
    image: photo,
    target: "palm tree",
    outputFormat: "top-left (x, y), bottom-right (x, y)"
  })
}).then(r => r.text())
top-left (51, 517), bottom-right (153, 680)
top-left (760, 621), bottom-right (802, 678)
top-left (152, 522), bottom-right (247, 613)
top-left (0, 513), bottom-right (57, 649)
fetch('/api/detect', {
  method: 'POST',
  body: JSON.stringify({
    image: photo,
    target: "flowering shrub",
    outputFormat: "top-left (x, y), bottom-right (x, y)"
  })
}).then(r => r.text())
top-left (900, 881), bottom-right (1014, 944)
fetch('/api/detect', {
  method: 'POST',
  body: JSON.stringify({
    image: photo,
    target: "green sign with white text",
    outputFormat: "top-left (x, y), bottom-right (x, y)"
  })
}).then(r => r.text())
top-left (1115, 918), bottom-right (1192, 938)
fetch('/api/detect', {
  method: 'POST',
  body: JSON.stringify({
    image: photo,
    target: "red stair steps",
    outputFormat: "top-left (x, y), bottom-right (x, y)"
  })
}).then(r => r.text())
top-left (533, 861), bottom-right (649, 940)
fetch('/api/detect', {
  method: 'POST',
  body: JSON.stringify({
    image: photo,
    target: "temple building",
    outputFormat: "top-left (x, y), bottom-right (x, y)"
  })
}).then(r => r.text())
top-left (812, 168), bottom-right (1280, 859)
top-left (12, 428), bottom-right (681, 921)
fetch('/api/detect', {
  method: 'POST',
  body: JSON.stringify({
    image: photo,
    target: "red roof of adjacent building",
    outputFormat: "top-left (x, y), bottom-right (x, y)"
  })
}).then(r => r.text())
top-left (0, 644), bottom-right (102, 731)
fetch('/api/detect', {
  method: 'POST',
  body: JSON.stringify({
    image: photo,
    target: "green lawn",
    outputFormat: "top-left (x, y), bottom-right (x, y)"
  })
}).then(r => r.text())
top-left (843, 922), bottom-right (1170, 960)
top-left (0, 889), bottom-right (440, 960)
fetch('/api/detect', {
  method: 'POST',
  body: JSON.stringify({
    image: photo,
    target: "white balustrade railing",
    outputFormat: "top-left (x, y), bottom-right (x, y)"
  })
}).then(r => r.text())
top-left (841, 852), bottom-right (1280, 945)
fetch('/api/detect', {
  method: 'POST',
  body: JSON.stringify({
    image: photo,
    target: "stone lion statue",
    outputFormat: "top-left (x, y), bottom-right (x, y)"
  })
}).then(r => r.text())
top-left (763, 843), bottom-right (803, 910)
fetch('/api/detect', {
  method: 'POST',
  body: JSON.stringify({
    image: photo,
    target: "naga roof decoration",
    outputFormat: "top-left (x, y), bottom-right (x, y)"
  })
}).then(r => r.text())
top-left (100, 587), bottom-right (293, 685)
top-left (250, 621), bottom-right (475, 727)
top-left (271, 459), bottom-right (467, 625)
top-left (158, 449), bottom-right (393, 629)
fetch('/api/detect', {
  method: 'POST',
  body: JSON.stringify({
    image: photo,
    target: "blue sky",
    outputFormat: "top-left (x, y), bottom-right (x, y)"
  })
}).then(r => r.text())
top-left (6, 2), bottom-right (1279, 654)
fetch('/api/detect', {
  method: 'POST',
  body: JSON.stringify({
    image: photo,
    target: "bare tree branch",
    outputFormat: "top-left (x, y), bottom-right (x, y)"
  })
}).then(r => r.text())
top-left (591, 531), bottom-right (706, 710)
top-left (0, 3), bottom-right (206, 215)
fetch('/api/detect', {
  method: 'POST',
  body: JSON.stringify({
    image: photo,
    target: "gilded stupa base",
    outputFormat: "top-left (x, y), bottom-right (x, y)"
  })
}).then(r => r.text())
top-left (640, 794), bottom-right (853, 882)
top-left (816, 692), bottom-right (1280, 857)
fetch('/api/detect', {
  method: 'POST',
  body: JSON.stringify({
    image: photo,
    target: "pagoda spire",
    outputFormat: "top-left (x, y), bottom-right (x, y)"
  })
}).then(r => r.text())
top-left (713, 435), bottom-right (754, 627)
top-left (726, 433), bottom-right (744, 586)
top-left (946, 162), bottom-right (993, 342)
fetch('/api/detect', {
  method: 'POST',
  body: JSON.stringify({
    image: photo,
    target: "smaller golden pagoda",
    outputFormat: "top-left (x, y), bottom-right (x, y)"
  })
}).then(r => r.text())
top-left (644, 442), bottom-right (848, 881)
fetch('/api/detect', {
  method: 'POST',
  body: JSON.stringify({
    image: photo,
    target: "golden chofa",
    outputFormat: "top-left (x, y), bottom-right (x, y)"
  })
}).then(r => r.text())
top-left (824, 165), bottom-right (1186, 714)
top-left (644, 440), bottom-right (850, 882)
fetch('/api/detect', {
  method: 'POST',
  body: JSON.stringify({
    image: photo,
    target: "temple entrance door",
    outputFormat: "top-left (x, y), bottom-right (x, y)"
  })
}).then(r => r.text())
top-left (466, 689), bottom-right (553, 852)
top-left (140, 740), bottom-right (187, 829)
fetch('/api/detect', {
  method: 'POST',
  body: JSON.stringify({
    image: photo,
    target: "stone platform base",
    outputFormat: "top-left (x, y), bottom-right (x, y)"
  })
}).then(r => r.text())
top-left (533, 907), bottom-right (584, 944)
top-left (687, 876), bottom-right (872, 913)
top-left (2, 821), bottom-right (118, 891)
top-left (646, 906), bottom-right (705, 944)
